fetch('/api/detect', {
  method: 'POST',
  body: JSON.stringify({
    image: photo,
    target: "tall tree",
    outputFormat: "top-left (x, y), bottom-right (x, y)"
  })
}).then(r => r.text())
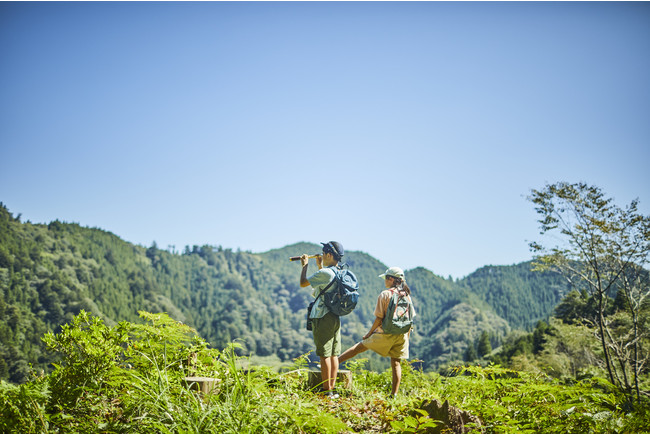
top-left (463, 340), bottom-right (477, 362)
top-left (529, 182), bottom-right (650, 400)
top-left (477, 331), bottom-right (492, 358)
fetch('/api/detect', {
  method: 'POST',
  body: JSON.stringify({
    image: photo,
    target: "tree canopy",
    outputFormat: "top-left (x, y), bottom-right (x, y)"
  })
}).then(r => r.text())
top-left (529, 182), bottom-right (650, 400)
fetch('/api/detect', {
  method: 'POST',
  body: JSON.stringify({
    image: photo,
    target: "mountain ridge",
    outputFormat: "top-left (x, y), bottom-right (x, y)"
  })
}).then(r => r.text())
top-left (0, 203), bottom-right (570, 382)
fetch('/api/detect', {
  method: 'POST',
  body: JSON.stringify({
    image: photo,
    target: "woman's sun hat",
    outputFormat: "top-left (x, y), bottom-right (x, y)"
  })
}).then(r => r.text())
top-left (378, 266), bottom-right (405, 281)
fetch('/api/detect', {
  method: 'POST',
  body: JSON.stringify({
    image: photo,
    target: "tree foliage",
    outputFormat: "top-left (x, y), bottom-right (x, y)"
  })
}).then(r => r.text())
top-left (529, 182), bottom-right (650, 400)
top-left (478, 331), bottom-right (492, 358)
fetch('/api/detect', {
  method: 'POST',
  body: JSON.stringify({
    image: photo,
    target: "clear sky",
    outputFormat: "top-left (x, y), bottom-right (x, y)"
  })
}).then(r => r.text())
top-left (1, 2), bottom-right (649, 279)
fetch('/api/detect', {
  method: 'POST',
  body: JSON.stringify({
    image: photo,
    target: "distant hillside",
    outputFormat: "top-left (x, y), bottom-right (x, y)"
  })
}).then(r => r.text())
top-left (0, 203), bottom-right (570, 382)
top-left (461, 262), bottom-right (570, 330)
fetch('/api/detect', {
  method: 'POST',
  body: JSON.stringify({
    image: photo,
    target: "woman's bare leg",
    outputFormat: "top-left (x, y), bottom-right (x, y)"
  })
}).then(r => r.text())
top-left (338, 342), bottom-right (368, 364)
top-left (390, 358), bottom-right (401, 396)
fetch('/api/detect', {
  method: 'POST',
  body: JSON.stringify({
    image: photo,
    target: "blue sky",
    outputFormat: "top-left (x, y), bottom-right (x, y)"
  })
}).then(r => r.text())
top-left (1, 2), bottom-right (649, 279)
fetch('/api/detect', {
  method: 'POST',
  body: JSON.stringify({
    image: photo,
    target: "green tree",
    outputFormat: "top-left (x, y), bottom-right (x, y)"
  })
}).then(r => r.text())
top-left (463, 340), bottom-right (477, 362)
top-left (477, 331), bottom-right (492, 358)
top-left (529, 182), bottom-right (650, 400)
top-left (532, 321), bottom-right (550, 355)
top-left (610, 264), bottom-right (650, 400)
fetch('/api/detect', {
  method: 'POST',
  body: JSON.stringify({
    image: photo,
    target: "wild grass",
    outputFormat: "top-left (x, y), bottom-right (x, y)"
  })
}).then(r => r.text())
top-left (1, 311), bottom-right (648, 433)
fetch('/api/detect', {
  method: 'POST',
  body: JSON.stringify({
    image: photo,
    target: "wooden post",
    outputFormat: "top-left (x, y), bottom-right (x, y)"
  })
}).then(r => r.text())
top-left (185, 376), bottom-right (221, 396)
top-left (307, 369), bottom-right (353, 390)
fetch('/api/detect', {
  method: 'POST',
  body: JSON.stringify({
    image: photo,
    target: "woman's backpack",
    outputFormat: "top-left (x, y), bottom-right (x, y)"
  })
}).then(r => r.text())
top-left (381, 289), bottom-right (415, 334)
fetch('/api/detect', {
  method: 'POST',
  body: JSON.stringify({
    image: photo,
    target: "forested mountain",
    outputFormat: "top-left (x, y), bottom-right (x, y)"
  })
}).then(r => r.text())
top-left (0, 203), bottom-right (570, 383)
top-left (462, 263), bottom-right (570, 330)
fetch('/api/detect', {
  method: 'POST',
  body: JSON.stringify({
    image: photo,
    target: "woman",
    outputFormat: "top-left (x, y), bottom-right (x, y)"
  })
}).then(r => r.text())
top-left (338, 266), bottom-right (415, 397)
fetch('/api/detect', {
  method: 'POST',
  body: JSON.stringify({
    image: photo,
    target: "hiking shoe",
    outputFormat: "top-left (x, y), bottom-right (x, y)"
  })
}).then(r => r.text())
top-left (326, 391), bottom-right (340, 399)
top-left (317, 389), bottom-right (339, 399)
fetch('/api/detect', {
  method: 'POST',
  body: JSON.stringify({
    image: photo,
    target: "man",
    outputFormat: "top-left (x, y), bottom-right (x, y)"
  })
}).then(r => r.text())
top-left (299, 241), bottom-right (345, 398)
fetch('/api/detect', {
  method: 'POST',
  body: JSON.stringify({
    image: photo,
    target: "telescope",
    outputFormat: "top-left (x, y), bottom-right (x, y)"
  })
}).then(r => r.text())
top-left (289, 254), bottom-right (321, 262)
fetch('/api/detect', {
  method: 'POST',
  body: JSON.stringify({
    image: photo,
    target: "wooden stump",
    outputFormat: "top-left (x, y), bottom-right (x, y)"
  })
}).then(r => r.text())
top-left (420, 399), bottom-right (484, 433)
top-left (307, 369), bottom-right (353, 390)
top-left (184, 376), bottom-right (221, 396)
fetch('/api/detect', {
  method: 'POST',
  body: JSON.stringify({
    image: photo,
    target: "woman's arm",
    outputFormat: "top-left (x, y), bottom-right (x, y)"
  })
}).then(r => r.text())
top-left (363, 316), bottom-right (383, 340)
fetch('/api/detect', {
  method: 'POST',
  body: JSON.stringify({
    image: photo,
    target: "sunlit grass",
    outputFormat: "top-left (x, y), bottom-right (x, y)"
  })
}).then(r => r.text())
top-left (1, 311), bottom-right (648, 433)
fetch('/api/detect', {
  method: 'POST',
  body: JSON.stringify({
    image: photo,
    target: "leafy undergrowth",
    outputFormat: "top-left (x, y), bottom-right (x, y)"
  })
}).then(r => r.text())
top-left (1, 311), bottom-right (648, 433)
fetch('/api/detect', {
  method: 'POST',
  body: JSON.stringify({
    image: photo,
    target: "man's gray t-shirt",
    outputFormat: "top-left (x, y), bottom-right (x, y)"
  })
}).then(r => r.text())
top-left (308, 266), bottom-right (336, 319)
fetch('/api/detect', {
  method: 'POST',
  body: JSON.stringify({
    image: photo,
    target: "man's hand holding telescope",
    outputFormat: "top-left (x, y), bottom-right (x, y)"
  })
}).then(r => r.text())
top-left (291, 254), bottom-right (324, 287)
top-left (289, 254), bottom-right (321, 262)
top-left (290, 254), bottom-right (325, 269)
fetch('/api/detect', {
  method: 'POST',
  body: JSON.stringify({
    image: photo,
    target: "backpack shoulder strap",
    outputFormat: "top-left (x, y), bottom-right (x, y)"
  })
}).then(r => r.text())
top-left (316, 267), bottom-right (338, 299)
top-left (387, 287), bottom-right (408, 308)
top-left (385, 288), bottom-right (399, 311)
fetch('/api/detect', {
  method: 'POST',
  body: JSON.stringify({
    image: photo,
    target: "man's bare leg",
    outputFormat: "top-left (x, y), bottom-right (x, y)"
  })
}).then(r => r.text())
top-left (328, 356), bottom-right (338, 390)
top-left (320, 356), bottom-right (339, 391)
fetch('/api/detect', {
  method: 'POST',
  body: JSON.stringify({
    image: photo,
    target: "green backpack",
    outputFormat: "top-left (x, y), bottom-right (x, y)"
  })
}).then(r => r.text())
top-left (381, 289), bottom-right (415, 335)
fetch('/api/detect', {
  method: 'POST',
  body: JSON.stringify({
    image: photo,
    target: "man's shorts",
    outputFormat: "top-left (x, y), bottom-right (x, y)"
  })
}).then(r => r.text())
top-left (362, 332), bottom-right (409, 359)
top-left (312, 312), bottom-right (341, 357)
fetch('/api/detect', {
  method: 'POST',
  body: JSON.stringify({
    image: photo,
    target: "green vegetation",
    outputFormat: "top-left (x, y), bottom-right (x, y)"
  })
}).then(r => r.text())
top-left (2, 311), bottom-right (648, 433)
top-left (529, 182), bottom-right (650, 401)
top-left (0, 202), bottom-right (571, 382)
top-left (2, 181), bottom-right (649, 432)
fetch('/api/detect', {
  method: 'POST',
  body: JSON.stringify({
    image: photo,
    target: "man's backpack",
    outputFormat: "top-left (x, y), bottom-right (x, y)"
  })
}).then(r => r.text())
top-left (381, 289), bottom-right (414, 334)
top-left (322, 267), bottom-right (359, 316)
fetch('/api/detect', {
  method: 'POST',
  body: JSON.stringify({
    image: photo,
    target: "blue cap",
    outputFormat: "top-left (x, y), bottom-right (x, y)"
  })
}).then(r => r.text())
top-left (321, 241), bottom-right (344, 259)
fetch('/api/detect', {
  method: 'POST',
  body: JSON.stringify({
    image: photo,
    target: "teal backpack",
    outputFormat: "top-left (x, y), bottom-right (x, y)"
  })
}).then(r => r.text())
top-left (322, 267), bottom-right (359, 316)
top-left (381, 289), bottom-right (414, 334)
